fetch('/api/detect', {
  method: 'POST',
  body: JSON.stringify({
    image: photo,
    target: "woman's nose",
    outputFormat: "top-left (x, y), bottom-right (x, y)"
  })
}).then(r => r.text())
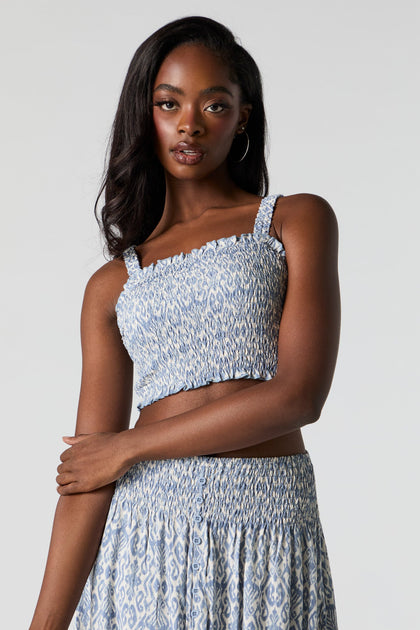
top-left (177, 108), bottom-right (204, 136)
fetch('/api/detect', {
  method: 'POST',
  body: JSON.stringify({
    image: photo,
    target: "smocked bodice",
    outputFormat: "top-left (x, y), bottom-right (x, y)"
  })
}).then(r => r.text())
top-left (115, 194), bottom-right (287, 413)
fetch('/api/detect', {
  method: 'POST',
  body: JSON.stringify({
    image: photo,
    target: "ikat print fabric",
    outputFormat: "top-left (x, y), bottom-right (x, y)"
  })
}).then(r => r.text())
top-left (115, 194), bottom-right (288, 413)
top-left (73, 452), bottom-right (338, 629)
top-left (73, 194), bottom-right (339, 628)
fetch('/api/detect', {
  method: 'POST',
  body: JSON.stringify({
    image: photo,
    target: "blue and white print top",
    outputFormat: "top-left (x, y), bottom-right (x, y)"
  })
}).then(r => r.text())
top-left (115, 194), bottom-right (287, 413)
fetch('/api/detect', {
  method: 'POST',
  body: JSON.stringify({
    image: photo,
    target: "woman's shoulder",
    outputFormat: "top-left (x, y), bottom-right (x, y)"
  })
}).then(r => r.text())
top-left (83, 257), bottom-right (129, 318)
top-left (273, 192), bottom-right (338, 245)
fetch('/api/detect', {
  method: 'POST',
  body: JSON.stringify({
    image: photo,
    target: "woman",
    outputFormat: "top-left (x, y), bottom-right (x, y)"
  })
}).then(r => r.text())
top-left (30, 16), bottom-right (340, 630)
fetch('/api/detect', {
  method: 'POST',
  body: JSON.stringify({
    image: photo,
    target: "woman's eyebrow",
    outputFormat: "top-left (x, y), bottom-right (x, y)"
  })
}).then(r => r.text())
top-left (153, 83), bottom-right (234, 98)
top-left (153, 83), bottom-right (184, 95)
top-left (201, 86), bottom-right (234, 97)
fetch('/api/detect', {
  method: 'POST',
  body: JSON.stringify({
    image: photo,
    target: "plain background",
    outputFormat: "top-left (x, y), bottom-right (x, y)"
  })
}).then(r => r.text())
top-left (1, 1), bottom-right (419, 627)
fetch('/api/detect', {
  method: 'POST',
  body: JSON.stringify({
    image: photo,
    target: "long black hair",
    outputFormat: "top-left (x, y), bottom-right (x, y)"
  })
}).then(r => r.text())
top-left (95, 16), bottom-right (269, 258)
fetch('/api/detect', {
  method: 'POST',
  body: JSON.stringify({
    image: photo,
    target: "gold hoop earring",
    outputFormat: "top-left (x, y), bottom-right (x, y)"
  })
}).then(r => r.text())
top-left (233, 127), bottom-right (250, 163)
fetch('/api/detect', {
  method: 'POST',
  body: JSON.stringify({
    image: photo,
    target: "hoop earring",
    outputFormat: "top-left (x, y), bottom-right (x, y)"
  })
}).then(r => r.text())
top-left (233, 128), bottom-right (250, 163)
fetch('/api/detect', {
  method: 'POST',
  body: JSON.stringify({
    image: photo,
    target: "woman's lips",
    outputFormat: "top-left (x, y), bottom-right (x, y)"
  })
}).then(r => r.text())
top-left (171, 142), bottom-right (205, 165)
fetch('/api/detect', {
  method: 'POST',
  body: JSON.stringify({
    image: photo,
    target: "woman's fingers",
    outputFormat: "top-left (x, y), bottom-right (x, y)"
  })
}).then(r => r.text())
top-left (59, 433), bottom-right (102, 462)
top-left (62, 434), bottom-right (92, 445)
top-left (60, 448), bottom-right (72, 462)
top-left (56, 481), bottom-right (81, 496)
top-left (56, 471), bottom-right (74, 486)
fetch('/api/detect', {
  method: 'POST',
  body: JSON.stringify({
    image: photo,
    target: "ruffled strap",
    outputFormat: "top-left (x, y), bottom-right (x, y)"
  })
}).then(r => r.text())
top-left (253, 194), bottom-right (283, 236)
top-left (122, 246), bottom-right (141, 277)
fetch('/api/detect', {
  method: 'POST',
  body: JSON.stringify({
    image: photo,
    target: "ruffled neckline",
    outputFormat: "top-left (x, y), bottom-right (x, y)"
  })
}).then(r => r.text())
top-left (129, 232), bottom-right (285, 281)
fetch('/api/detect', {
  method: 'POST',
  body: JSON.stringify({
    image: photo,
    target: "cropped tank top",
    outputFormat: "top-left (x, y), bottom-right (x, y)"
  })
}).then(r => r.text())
top-left (115, 194), bottom-right (288, 413)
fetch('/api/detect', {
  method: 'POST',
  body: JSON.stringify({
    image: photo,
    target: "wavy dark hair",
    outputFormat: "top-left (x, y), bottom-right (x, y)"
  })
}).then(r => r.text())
top-left (95, 16), bottom-right (269, 258)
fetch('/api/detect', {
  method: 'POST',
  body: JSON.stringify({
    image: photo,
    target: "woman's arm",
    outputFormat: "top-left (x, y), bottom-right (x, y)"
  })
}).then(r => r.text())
top-left (57, 193), bottom-right (341, 492)
top-left (29, 261), bottom-right (133, 630)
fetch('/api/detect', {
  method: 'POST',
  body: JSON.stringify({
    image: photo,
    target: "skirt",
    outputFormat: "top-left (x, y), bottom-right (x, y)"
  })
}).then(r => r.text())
top-left (73, 450), bottom-right (338, 629)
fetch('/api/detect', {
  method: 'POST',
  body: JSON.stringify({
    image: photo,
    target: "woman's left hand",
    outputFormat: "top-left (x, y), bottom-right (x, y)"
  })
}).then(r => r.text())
top-left (56, 432), bottom-right (131, 494)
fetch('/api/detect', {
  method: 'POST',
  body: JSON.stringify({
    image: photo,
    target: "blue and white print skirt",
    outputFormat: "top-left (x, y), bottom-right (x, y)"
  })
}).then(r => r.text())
top-left (73, 451), bottom-right (338, 629)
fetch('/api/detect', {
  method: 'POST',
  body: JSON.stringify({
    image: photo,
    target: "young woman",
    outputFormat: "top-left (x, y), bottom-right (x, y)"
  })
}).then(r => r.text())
top-left (30, 16), bottom-right (340, 630)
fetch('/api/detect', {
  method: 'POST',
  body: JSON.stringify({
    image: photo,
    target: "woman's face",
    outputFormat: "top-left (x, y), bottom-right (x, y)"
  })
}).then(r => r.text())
top-left (152, 44), bottom-right (251, 181)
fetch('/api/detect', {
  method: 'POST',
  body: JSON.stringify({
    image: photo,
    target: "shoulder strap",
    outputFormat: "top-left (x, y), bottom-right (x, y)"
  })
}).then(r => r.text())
top-left (122, 245), bottom-right (141, 277)
top-left (253, 194), bottom-right (283, 235)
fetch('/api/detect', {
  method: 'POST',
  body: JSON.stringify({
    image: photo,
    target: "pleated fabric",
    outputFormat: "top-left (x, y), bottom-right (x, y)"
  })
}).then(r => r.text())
top-left (73, 451), bottom-right (338, 629)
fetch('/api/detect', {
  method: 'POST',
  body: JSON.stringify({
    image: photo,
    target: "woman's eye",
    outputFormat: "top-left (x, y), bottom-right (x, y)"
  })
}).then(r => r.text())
top-left (206, 103), bottom-right (226, 113)
top-left (154, 101), bottom-right (177, 111)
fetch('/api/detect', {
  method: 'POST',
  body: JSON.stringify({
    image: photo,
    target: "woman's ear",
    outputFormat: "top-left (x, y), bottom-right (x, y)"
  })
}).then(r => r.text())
top-left (238, 103), bottom-right (252, 130)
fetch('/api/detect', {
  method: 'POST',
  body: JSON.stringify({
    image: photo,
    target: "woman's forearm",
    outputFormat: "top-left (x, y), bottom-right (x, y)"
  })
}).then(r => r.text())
top-left (29, 485), bottom-right (115, 630)
top-left (121, 378), bottom-right (319, 465)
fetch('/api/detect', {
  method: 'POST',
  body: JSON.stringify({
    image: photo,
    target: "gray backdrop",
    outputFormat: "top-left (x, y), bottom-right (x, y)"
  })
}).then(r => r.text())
top-left (1, 1), bottom-right (418, 628)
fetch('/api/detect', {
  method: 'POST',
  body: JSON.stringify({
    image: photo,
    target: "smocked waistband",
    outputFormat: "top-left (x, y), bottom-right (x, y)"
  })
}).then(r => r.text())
top-left (112, 451), bottom-right (320, 528)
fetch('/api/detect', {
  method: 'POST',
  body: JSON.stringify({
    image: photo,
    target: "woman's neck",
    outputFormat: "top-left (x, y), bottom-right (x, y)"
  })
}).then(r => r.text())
top-left (162, 170), bottom-right (247, 225)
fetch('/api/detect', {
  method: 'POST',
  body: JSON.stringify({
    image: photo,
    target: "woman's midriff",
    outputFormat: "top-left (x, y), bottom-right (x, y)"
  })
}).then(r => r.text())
top-left (134, 379), bottom-right (307, 458)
